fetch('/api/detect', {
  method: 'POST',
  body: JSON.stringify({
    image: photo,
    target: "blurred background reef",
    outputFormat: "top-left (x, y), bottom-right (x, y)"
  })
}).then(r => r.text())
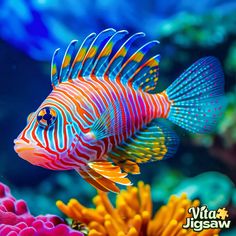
top-left (0, 0), bottom-right (236, 235)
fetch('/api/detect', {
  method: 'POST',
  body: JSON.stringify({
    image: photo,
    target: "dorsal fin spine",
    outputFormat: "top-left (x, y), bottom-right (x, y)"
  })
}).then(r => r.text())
top-left (59, 40), bottom-right (77, 83)
top-left (105, 32), bottom-right (145, 80)
top-left (70, 33), bottom-right (97, 79)
top-left (130, 54), bottom-right (160, 90)
top-left (50, 48), bottom-right (60, 87)
top-left (91, 30), bottom-right (128, 77)
top-left (116, 40), bottom-right (159, 85)
top-left (50, 29), bottom-right (160, 93)
top-left (78, 28), bottom-right (116, 77)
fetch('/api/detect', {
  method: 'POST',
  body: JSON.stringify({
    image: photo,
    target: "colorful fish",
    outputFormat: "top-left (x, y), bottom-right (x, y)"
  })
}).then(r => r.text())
top-left (14, 29), bottom-right (225, 193)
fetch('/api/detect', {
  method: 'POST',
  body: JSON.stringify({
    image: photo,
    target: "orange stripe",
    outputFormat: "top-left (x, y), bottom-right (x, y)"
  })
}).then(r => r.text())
top-left (157, 94), bottom-right (164, 117)
top-left (161, 91), bottom-right (171, 118)
top-left (67, 82), bottom-right (100, 119)
top-left (148, 93), bottom-right (157, 119)
top-left (57, 87), bottom-right (93, 124)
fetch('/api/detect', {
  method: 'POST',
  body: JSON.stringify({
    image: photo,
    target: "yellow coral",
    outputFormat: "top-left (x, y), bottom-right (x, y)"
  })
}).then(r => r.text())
top-left (56, 182), bottom-right (220, 236)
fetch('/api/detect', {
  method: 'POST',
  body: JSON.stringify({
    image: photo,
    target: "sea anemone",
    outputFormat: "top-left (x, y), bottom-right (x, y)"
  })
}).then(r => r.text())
top-left (0, 182), bottom-right (83, 236)
top-left (57, 181), bottom-right (220, 236)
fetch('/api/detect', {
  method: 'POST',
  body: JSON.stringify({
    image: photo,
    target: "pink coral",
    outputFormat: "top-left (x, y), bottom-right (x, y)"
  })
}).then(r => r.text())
top-left (0, 182), bottom-right (83, 236)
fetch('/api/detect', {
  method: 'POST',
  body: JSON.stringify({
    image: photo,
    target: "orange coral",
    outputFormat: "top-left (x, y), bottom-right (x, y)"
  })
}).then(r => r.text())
top-left (56, 182), bottom-right (220, 236)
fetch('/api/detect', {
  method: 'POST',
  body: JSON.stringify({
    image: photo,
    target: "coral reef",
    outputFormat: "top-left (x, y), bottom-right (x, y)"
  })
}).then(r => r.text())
top-left (173, 172), bottom-right (235, 209)
top-left (12, 172), bottom-right (96, 216)
top-left (57, 181), bottom-right (220, 236)
top-left (0, 182), bottom-right (83, 236)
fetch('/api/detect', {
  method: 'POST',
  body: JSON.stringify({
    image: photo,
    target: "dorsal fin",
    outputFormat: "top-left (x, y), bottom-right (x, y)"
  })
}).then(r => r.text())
top-left (92, 30), bottom-right (128, 77)
top-left (60, 40), bottom-right (77, 83)
top-left (79, 28), bottom-right (116, 77)
top-left (50, 48), bottom-right (60, 87)
top-left (116, 40), bottom-right (159, 84)
top-left (131, 55), bottom-right (160, 92)
top-left (50, 40), bottom-right (78, 87)
top-left (50, 32), bottom-right (97, 87)
top-left (50, 29), bottom-right (160, 92)
top-left (104, 32), bottom-right (145, 79)
top-left (70, 32), bottom-right (97, 78)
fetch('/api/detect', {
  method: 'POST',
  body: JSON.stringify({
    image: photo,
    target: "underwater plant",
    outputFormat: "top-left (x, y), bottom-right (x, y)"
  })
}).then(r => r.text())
top-left (0, 182), bottom-right (83, 236)
top-left (57, 181), bottom-right (220, 236)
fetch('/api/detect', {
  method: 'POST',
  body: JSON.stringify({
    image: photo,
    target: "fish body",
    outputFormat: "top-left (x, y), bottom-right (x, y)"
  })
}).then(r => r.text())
top-left (14, 29), bottom-right (225, 192)
top-left (15, 78), bottom-right (170, 168)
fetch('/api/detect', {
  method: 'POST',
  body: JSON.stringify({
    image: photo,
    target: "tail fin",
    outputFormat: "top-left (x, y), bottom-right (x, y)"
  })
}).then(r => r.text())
top-left (166, 57), bottom-right (225, 133)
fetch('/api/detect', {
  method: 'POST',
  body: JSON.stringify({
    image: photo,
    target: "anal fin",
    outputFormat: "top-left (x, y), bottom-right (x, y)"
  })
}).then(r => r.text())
top-left (78, 169), bottom-right (110, 192)
top-left (76, 161), bottom-right (132, 193)
top-left (77, 167), bottom-right (120, 193)
top-left (88, 161), bottom-right (132, 186)
top-left (112, 159), bottom-right (140, 174)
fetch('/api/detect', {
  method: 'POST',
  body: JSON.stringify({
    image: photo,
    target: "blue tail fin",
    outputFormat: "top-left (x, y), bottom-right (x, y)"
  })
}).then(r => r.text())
top-left (166, 57), bottom-right (225, 134)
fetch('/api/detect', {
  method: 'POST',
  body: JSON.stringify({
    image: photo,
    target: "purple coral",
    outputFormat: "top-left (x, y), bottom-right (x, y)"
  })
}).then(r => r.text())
top-left (0, 182), bottom-right (83, 236)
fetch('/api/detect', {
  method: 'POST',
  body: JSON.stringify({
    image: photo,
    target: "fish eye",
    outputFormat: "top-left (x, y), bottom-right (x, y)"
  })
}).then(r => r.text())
top-left (37, 106), bottom-right (57, 127)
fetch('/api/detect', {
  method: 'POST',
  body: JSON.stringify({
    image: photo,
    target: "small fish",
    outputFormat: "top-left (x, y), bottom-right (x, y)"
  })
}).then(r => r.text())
top-left (14, 29), bottom-right (225, 193)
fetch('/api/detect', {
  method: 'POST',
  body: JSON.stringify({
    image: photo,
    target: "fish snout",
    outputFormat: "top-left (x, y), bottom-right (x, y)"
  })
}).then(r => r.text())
top-left (14, 139), bottom-right (49, 165)
top-left (14, 139), bottom-right (34, 153)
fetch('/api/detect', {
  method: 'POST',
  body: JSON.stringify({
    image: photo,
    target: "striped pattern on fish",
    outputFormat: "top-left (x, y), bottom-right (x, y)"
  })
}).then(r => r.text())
top-left (14, 29), bottom-right (225, 192)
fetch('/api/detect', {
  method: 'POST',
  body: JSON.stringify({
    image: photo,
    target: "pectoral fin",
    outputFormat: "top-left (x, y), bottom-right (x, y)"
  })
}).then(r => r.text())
top-left (84, 101), bottom-right (123, 141)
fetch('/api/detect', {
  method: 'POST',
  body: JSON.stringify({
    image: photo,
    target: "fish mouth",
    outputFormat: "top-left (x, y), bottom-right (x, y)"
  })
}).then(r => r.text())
top-left (14, 139), bottom-right (50, 165)
top-left (14, 140), bottom-right (35, 153)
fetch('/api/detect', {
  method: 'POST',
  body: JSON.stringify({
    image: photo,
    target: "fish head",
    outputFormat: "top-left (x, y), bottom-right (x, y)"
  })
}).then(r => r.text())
top-left (14, 99), bottom-right (76, 168)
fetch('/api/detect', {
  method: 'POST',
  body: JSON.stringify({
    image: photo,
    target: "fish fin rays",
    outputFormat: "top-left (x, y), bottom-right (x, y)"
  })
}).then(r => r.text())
top-left (50, 29), bottom-right (160, 92)
top-left (51, 48), bottom-right (60, 87)
top-left (166, 56), bottom-right (225, 133)
top-left (88, 161), bottom-right (131, 186)
top-left (76, 161), bottom-right (132, 193)
top-left (50, 32), bottom-right (97, 87)
top-left (86, 100), bottom-right (123, 140)
top-left (77, 169), bottom-right (110, 192)
top-left (79, 29), bottom-right (116, 77)
top-left (108, 119), bottom-right (179, 164)
top-left (112, 159), bottom-right (140, 174)
top-left (130, 55), bottom-right (160, 92)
